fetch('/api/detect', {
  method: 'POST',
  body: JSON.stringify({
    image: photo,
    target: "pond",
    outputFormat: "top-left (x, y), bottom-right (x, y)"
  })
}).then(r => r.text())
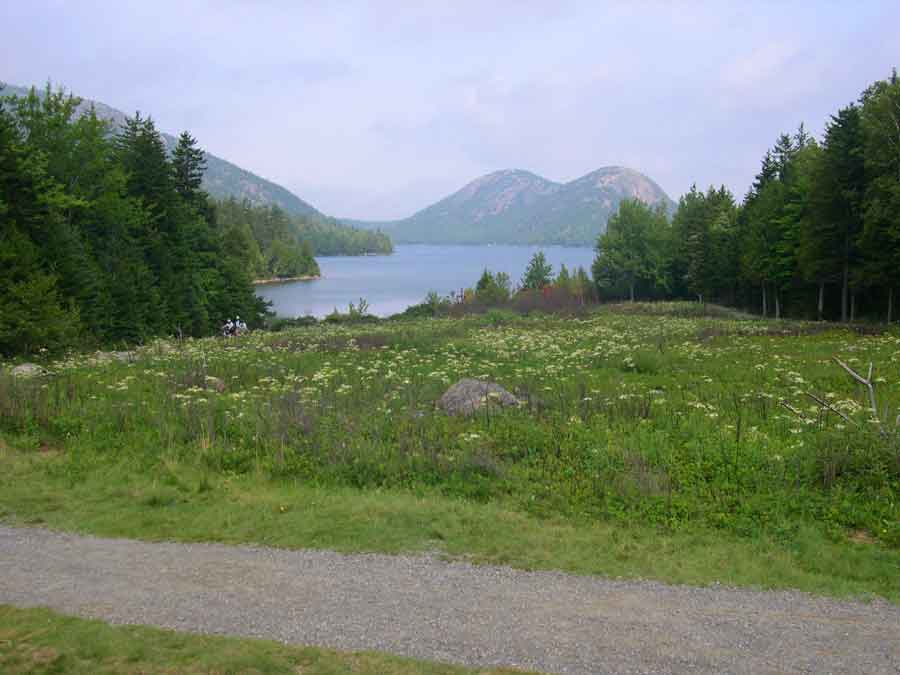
top-left (256, 244), bottom-right (596, 317)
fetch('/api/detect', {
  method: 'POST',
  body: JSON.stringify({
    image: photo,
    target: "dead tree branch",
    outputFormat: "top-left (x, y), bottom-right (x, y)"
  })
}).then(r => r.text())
top-left (804, 391), bottom-right (860, 429)
top-left (833, 357), bottom-right (885, 436)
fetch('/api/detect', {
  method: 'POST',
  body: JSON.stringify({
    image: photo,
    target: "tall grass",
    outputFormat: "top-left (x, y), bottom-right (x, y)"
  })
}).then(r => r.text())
top-left (1, 310), bottom-right (898, 547)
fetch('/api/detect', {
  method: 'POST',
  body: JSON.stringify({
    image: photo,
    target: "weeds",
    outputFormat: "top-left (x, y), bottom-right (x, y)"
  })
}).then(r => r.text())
top-left (1, 309), bottom-right (898, 550)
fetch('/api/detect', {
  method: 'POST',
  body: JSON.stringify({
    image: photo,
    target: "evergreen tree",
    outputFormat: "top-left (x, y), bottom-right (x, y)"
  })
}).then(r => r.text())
top-left (706, 186), bottom-right (740, 305)
top-left (521, 251), bottom-right (553, 290)
top-left (673, 186), bottom-right (713, 303)
top-left (555, 263), bottom-right (572, 292)
top-left (0, 228), bottom-right (79, 355)
top-left (0, 84), bottom-right (270, 351)
top-left (474, 269), bottom-right (510, 305)
top-left (0, 101), bottom-right (79, 354)
top-left (859, 71), bottom-right (900, 322)
top-left (172, 131), bottom-right (207, 206)
top-left (809, 106), bottom-right (866, 321)
top-left (116, 114), bottom-right (175, 221)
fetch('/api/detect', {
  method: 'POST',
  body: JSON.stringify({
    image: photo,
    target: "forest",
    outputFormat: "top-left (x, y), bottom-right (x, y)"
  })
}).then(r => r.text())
top-left (594, 69), bottom-right (900, 322)
top-left (0, 86), bottom-right (390, 356)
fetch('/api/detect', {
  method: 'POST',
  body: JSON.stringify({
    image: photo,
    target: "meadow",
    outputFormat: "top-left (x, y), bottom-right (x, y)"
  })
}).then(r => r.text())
top-left (1, 303), bottom-right (898, 600)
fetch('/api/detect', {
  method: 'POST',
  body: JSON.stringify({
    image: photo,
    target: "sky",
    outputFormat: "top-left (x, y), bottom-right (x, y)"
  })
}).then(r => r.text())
top-left (3, 1), bottom-right (898, 220)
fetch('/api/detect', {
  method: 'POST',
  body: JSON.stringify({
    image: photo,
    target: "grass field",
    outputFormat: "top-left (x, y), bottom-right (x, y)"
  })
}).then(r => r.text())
top-left (1, 303), bottom-right (898, 600)
top-left (0, 605), bottom-right (526, 674)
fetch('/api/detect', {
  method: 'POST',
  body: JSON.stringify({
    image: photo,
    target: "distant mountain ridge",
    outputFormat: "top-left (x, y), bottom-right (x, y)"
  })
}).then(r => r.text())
top-left (0, 81), bottom-right (321, 218)
top-left (346, 167), bottom-right (675, 246)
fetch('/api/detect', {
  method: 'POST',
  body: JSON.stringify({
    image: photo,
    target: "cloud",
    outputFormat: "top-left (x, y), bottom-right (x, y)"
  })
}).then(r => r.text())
top-left (721, 42), bottom-right (798, 89)
top-left (4, 1), bottom-right (898, 219)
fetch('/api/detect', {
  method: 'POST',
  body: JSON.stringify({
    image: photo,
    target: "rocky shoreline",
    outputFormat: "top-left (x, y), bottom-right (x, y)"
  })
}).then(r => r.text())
top-left (252, 275), bottom-right (320, 286)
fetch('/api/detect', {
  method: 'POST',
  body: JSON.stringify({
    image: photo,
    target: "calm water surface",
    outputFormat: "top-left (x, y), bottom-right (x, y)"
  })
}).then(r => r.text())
top-left (256, 244), bottom-right (595, 318)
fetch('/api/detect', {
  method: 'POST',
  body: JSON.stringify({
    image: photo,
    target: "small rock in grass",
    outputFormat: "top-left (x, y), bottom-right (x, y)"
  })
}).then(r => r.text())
top-left (438, 378), bottom-right (520, 417)
top-left (95, 350), bottom-right (136, 364)
top-left (11, 363), bottom-right (45, 378)
top-left (205, 376), bottom-right (227, 393)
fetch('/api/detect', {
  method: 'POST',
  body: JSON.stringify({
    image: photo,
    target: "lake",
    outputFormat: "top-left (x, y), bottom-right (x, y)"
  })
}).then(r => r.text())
top-left (256, 244), bottom-right (596, 318)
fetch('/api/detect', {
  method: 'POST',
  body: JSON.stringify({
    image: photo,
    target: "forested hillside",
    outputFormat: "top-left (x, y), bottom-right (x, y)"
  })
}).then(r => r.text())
top-left (0, 81), bottom-right (322, 218)
top-left (0, 87), bottom-right (278, 354)
top-left (594, 69), bottom-right (900, 322)
top-left (1, 81), bottom-right (394, 260)
top-left (293, 214), bottom-right (394, 256)
top-left (213, 200), bottom-right (319, 282)
top-left (0, 84), bottom-right (397, 355)
top-left (215, 199), bottom-right (392, 263)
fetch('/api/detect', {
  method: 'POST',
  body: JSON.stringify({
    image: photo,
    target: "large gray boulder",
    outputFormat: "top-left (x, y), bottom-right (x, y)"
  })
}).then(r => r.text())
top-left (10, 363), bottom-right (45, 378)
top-left (438, 378), bottom-right (520, 417)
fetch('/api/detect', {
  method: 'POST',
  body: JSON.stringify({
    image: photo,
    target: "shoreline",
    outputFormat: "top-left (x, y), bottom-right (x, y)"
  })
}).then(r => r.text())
top-left (252, 275), bottom-right (321, 286)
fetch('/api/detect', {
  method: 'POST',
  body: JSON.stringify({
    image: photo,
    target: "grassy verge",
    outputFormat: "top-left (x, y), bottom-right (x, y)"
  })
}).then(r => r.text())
top-left (0, 605), bottom-right (526, 674)
top-left (2, 446), bottom-right (897, 602)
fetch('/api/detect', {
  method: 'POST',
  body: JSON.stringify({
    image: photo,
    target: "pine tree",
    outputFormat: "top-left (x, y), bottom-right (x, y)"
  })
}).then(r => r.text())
top-left (673, 186), bottom-right (713, 303)
top-left (859, 72), bottom-right (900, 322)
top-left (555, 263), bottom-right (572, 292)
top-left (809, 106), bottom-right (865, 321)
top-left (521, 251), bottom-right (553, 290)
top-left (172, 131), bottom-right (208, 209)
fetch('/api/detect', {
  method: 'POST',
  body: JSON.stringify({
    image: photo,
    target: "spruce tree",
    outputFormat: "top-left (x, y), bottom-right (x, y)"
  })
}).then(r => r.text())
top-left (809, 106), bottom-right (865, 321)
top-left (172, 132), bottom-right (206, 201)
top-left (859, 72), bottom-right (900, 322)
top-left (521, 251), bottom-right (553, 290)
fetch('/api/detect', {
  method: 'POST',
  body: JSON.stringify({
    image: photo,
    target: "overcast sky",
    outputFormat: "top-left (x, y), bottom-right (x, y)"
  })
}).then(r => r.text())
top-left (3, 1), bottom-right (897, 220)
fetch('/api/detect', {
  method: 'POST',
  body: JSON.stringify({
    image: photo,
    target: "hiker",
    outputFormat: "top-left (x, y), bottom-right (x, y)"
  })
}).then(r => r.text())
top-left (223, 318), bottom-right (234, 337)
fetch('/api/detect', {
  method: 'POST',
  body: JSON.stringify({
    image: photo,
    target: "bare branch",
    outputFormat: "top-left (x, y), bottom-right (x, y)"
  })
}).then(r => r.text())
top-left (833, 357), bottom-right (884, 435)
top-left (780, 399), bottom-right (812, 423)
top-left (804, 392), bottom-right (859, 428)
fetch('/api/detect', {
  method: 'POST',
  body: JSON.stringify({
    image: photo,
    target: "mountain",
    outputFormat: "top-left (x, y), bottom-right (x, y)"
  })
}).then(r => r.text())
top-left (348, 166), bottom-right (675, 246)
top-left (0, 82), bottom-right (321, 218)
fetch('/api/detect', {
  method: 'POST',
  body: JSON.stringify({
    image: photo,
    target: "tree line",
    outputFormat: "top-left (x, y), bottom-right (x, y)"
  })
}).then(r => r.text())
top-left (1, 86), bottom-right (278, 354)
top-left (0, 85), bottom-right (396, 356)
top-left (401, 251), bottom-right (595, 319)
top-left (211, 197), bottom-right (393, 280)
top-left (214, 199), bottom-right (319, 281)
top-left (594, 69), bottom-right (900, 322)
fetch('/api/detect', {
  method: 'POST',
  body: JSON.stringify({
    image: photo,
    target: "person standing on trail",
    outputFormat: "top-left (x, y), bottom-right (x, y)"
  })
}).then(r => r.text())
top-left (223, 318), bottom-right (234, 337)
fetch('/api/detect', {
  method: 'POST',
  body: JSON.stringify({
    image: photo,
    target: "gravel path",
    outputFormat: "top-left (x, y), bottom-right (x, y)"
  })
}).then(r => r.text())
top-left (1, 526), bottom-right (897, 674)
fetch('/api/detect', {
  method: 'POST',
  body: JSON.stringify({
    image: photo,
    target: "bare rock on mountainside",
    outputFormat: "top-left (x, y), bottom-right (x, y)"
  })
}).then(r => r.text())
top-left (346, 166), bottom-right (676, 246)
top-left (10, 363), bottom-right (46, 378)
top-left (438, 378), bottom-right (520, 417)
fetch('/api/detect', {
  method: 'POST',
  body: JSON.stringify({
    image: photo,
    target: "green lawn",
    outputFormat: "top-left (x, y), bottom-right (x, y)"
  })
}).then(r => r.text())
top-left (0, 605), bottom-right (527, 674)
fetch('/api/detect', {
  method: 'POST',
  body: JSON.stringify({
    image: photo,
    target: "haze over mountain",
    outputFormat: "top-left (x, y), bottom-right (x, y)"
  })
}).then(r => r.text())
top-left (4, 80), bottom-right (672, 247)
top-left (0, 82), bottom-right (321, 218)
top-left (347, 167), bottom-right (675, 246)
